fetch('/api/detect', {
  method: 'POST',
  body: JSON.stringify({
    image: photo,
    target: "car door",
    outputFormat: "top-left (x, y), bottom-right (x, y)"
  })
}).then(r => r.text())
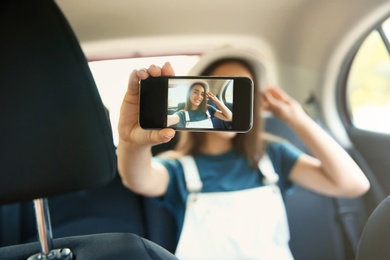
top-left (339, 16), bottom-right (390, 213)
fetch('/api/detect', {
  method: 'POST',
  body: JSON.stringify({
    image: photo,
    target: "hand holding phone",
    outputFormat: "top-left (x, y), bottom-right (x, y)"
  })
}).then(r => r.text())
top-left (118, 64), bottom-right (176, 149)
top-left (139, 76), bottom-right (254, 132)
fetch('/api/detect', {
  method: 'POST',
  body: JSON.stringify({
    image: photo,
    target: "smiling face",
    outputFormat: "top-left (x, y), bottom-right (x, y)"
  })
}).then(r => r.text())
top-left (190, 84), bottom-right (205, 109)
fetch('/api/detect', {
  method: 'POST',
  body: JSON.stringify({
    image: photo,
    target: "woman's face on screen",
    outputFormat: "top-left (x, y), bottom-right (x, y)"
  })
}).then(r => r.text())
top-left (189, 84), bottom-right (205, 109)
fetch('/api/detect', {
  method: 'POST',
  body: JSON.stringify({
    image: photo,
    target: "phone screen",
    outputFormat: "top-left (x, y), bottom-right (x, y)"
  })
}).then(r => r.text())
top-left (167, 78), bottom-right (234, 130)
top-left (140, 76), bottom-right (253, 132)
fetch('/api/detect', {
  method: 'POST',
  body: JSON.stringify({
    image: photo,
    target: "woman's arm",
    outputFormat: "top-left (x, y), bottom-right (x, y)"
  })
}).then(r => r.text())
top-left (167, 114), bottom-right (181, 127)
top-left (117, 63), bottom-right (176, 197)
top-left (262, 86), bottom-right (370, 198)
top-left (207, 92), bottom-right (233, 121)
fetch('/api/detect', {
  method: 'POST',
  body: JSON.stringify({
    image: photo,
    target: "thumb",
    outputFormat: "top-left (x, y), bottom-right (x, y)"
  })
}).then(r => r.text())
top-left (157, 128), bottom-right (176, 143)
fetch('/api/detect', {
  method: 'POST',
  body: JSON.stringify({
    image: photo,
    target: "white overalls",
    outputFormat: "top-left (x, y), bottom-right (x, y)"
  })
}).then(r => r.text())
top-left (175, 154), bottom-right (294, 260)
top-left (184, 110), bottom-right (213, 129)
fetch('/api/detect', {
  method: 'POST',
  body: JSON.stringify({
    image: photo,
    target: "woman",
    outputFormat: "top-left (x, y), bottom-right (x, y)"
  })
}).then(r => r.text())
top-left (117, 58), bottom-right (370, 259)
top-left (167, 81), bottom-right (232, 129)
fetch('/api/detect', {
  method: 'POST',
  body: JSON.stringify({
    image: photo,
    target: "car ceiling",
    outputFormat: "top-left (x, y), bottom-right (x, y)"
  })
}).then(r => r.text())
top-left (57, 0), bottom-right (390, 69)
top-left (56, 0), bottom-right (390, 145)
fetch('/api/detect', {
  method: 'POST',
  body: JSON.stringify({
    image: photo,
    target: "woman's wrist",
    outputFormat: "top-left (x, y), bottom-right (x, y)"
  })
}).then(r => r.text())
top-left (284, 110), bottom-right (312, 130)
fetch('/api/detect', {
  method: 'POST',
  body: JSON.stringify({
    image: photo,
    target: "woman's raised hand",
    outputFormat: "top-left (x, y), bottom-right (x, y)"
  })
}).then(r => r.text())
top-left (261, 86), bottom-right (306, 124)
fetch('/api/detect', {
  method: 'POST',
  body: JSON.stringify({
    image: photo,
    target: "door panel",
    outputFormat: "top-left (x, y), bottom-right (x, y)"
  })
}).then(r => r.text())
top-left (347, 127), bottom-right (390, 208)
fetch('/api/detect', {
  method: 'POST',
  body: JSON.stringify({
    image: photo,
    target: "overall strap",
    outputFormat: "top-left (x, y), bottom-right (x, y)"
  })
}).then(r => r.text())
top-left (178, 156), bottom-right (203, 193)
top-left (258, 154), bottom-right (279, 185)
top-left (179, 154), bottom-right (278, 192)
top-left (184, 111), bottom-right (190, 123)
top-left (184, 110), bottom-right (211, 123)
top-left (205, 109), bottom-right (211, 118)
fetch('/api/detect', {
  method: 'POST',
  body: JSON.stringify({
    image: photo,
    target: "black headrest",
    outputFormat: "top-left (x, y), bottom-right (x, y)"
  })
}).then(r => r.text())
top-left (0, 0), bottom-right (116, 204)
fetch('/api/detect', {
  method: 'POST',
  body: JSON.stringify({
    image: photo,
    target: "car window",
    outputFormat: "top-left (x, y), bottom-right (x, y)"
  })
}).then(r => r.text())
top-left (224, 80), bottom-right (233, 103)
top-left (346, 17), bottom-right (390, 133)
top-left (89, 55), bottom-right (200, 145)
top-left (168, 85), bottom-right (188, 109)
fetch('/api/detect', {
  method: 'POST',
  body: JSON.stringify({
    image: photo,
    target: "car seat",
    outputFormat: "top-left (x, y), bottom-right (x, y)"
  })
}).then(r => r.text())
top-left (356, 195), bottom-right (390, 260)
top-left (0, 0), bottom-right (177, 259)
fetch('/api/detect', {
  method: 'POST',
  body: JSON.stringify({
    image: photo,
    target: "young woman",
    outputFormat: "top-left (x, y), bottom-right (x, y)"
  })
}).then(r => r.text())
top-left (167, 81), bottom-right (232, 129)
top-left (117, 58), bottom-right (370, 259)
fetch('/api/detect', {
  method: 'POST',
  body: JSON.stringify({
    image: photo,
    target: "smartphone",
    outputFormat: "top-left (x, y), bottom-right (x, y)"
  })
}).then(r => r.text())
top-left (139, 76), bottom-right (254, 132)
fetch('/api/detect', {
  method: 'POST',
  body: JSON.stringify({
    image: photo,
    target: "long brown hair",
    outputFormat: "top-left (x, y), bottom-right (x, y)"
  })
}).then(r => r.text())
top-left (173, 58), bottom-right (265, 168)
top-left (183, 81), bottom-right (209, 112)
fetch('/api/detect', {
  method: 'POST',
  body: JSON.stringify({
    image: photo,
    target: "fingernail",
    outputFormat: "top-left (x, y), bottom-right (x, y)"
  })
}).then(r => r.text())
top-left (162, 136), bottom-right (173, 142)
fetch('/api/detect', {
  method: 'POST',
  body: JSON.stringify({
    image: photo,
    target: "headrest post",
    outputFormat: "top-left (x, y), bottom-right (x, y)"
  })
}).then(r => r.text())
top-left (34, 198), bottom-right (53, 255)
top-left (27, 198), bottom-right (73, 259)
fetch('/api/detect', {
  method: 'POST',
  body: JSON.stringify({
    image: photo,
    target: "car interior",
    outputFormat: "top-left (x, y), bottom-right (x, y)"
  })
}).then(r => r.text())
top-left (2, 0), bottom-right (390, 259)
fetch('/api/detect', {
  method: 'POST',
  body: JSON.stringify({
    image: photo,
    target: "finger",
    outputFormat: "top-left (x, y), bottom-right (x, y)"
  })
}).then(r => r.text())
top-left (260, 93), bottom-right (270, 110)
top-left (161, 62), bottom-right (175, 76)
top-left (159, 128), bottom-right (176, 143)
top-left (262, 89), bottom-right (277, 106)
top-left (264, 87), bottom-right (290, 108)
top-left (127, 69), bottom-right (140, 95)
top-left (137, 68), bottom-right (149, 80)
top-left (147, 128), bottom-right (176, 144)
top-left (267, 86), bottom-right (290, 102)
top-left (148, 64), bottom-right (162, 77)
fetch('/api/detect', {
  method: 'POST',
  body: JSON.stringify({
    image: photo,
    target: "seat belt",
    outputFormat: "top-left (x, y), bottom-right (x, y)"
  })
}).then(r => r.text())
top-left (306, 93), bottom-right (363, 255)
top-left (332, 198), bottom-right (362, 253)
